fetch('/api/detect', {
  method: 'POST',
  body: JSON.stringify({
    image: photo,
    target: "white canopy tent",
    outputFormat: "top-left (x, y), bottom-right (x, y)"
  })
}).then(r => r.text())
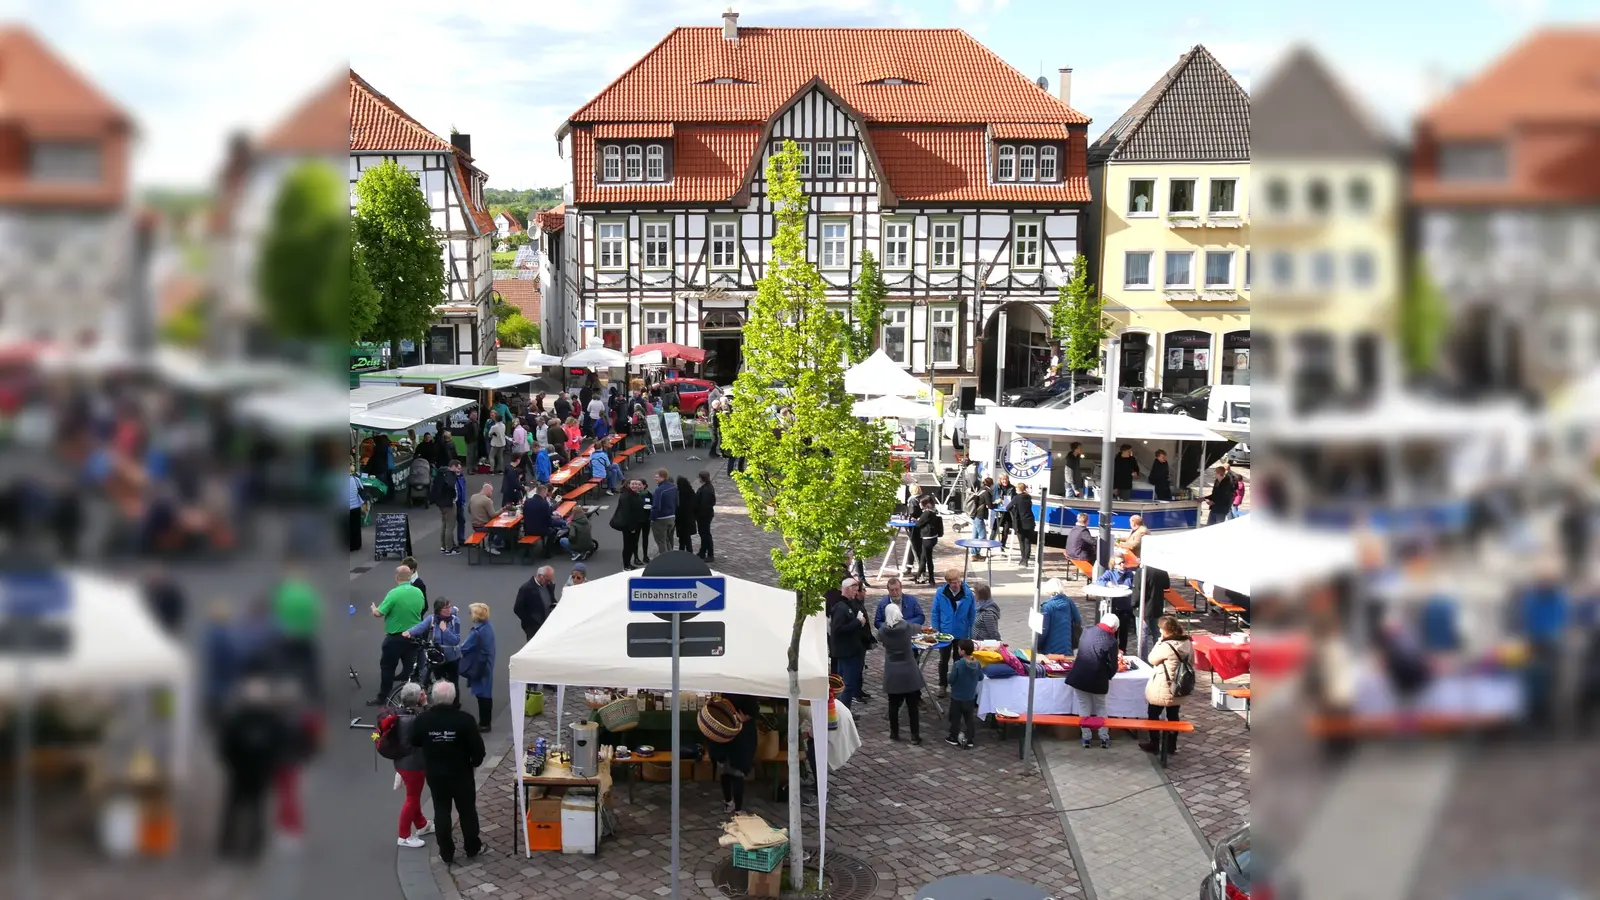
top-left (987, 401), bottom-right (1233, 443)
top-left (238, 384), bottom-right (350, 434)
top-left (0, 570), bottom-right (194, 773)
top-left (349, 384), bottom-right (422, 413)
top-left (523, 350), bottom-right (565, 367)
top-left (1269, 393), bottom-right (1528, 444)
top-left (844, 349), bottom-right (932, 400)
top-left (563, 347), bottom-right (628, 369)
top-left (508, 570), bottom-right (834, 873)
top-left (852, 395), bottom-right (935, 420)
top-left (350, 393), bottom-right (475, 432)
top-left (448, 371), bottom-right (535, 392)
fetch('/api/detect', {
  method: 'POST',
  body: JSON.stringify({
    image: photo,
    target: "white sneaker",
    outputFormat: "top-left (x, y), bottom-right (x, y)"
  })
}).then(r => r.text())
top-left (398, 836), bottom-right (426, 848)
top-left (485, 546), bottom-right (502, 555)
top-left (413, 822), bottom-right (435, 837)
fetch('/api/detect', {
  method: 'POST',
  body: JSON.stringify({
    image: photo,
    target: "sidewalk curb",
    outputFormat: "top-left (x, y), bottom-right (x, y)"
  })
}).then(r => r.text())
top-left (1149, 752), bottom-right (1215, 853)
top-left (1035, 739), bottom-right (1099, 900)
top-left (396, 707), bottom-right (511, 900)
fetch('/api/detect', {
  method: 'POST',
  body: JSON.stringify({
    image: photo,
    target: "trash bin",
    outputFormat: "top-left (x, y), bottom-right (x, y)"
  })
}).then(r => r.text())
top-left (560, 795), bottom-right (597, 854)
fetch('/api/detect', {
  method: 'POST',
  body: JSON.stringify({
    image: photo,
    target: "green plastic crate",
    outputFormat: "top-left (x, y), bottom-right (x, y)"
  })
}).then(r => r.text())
top-left (732, 842), bottom-right (788, 873)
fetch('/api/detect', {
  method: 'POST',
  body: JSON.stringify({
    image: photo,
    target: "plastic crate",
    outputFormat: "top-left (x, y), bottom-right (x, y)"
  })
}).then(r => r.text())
top-left (732, 842), bottom-right (788, 873)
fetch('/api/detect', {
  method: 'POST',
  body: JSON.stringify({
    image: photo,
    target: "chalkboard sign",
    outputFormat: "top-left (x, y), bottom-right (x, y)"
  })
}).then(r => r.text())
top-left (373, 513), bottom-right (412, 561)
top-left (644, 415), bottom-right (666, 451)
top-left (662, 412), bottom-right (685, 448)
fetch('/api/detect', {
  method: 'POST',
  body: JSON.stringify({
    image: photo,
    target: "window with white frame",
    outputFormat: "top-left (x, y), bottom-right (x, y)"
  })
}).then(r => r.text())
top-left (1169, 178), bottom-right (1197, 214)
top-left (1128, 179), bottom-right (1156, 214)
top-left (643, 308), bottom-right (670, 345)
top-left (1310, 251), bottom-right (1335, 288)
top-left (624, 145), bottom-right (643, 181)
top-left (1270, 251), bottom-right (1294, 288)
top-left (836, 141), bottom-right (855, 177)
top-left (1349, 250), bottom-right (1376, 288)
top-left (597, 222), bottom-right (626, 269)
top-left (881, 307), bottom-right (909, 364)
top-left (1208, 178), bottom-right (1238, 214)
top-left (814, 142), bottom-right (833, 177)
top-left (1204, 251), bottom-right (1234, 288)
top-left (1244, 251), bottom-right (1252, 289)
top-left (1306, 179), bottom-right (1330, 216)
top-left (799, 142), bottom-right (811, 177)
top-left (1124, 251), bottom-right (1153, 288)
top-left (1164, 250), bottom-right (1194, 288)
top-left (931, 221), bottom-right (959, 269)
top-left (602, 146), bottom-right (621, 181)
top-left (930, 307), bottom-right (958, 365)
top-left (710, 220), bottom-right (738, 270)
top-left (882, 221), bottom-right (910, 268)
top-left (998, 146), bottom-right (1015, 181)
top-left (821, 221), bottom-right (849, 269)
top-left (1039, 146), bottom-right (1058, 180)
top-left (642, 221), bottom-right (670, 269)
top-left (645, 145), bottom-right (664, 181)
top-left (1012, 220), bottom-right (1040, 268)
top-left (1347, 177), bottom-right (1372, 214)
top-left (599, 309), bottom-right (625, 351)
top-left (1018, 146), bottom-right (1037, 181)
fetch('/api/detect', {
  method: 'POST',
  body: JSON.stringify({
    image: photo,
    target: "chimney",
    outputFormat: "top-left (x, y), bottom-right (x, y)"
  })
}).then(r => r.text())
top-left (1057, 67), bottom-right (1073, 106)
top-left (451, 132), bottom-right (472, 157)
top-left (722, 8), bottom-right (739, 40)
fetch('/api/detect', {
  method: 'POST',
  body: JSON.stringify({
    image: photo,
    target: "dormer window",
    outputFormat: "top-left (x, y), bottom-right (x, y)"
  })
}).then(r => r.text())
top-left (997, 146), bottom-right (1015, 180)
top-left (624, 145), bottom-right (643, 181)
top-left (881, 78), bottom-right (908, 85)
top-left (994, 142), bottom-right (1064, 183)
top-left (1039, 146), bottom-right (1058, 180)
top-left (646, 145), bottom-right (664, 181)
top-left (1019, 146), bottom-right (1036, 181)
top-left (599, 141), bottom-right (670, 183)
top-left (602, 146), bottom-right (621, 181)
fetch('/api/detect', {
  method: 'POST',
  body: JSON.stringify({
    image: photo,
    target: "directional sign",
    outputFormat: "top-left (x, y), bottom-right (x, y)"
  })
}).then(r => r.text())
top-left (580, 319), bottom-right (597, 329)
top-left (627, 576), bottom-right (725, 614)
top-left (0, 572), bottom-right (70, 657)
top-left (626, 621), bottom-right (726, 658)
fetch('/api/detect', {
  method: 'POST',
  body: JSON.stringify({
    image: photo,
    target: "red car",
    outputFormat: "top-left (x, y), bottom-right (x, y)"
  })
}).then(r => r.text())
top-left (657, 378), bottom-right (723, 414)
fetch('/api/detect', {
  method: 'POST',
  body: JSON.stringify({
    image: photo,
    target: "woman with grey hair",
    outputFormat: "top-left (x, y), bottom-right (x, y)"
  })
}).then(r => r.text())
top-left (972, 582), bottom-right (1002, 642)
top-left (390, 683), bottom-right (432, 848)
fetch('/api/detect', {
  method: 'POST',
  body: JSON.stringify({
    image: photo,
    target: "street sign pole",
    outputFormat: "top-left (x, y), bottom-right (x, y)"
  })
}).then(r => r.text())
top-left (670, 610), bottom-right (681, 900)
top-left (1023, 485), bottom-right (1048, 763)
top-left (1096, 335), bottom-right (1122, 575)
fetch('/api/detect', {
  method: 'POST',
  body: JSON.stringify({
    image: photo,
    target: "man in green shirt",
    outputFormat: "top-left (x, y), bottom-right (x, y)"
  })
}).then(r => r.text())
top-left (369, 565), bottom-right (426, 706)
top-left (274, 567), bottom-right (323, 699)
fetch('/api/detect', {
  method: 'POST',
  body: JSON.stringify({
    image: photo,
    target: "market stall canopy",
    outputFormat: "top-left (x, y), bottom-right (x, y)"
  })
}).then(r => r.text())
top-left (853, 395), bottom-right (936, 420)
top-left (357, 363), bottom-right (497, 386)
top-left (631, 342), bottom-right (707, 363)
top-left (508, 569), bottom-right (830, 700)
top-left (153, 347), bottom-right (304, 394)
top-left (631, 349), bottom-right (664, 367)
top-left (0, 570), bottom-right (190, 690)
top-left (350, 392), bottom-right (475, 432)
top-left (349, 384), bottom-right (422, 412)
top-left (1266, 392), bottom-right (1529, 444)
top-left (1139, 515), bottom-right (1359, 596)
top-left (563, 347), bottom-right (628, 369)
top-left (523, 350), bottom-right (564, 367)
top-left (985, 403), bottom-right (1232, 442)
top-left (1552, 366), bottom-right (1599, 422)
top-left (844, 349), bottom-right (932, 400)
top-left (239, 384), bottom-right (350, 433)
top-left (448, 371), bottom-right (535, 392)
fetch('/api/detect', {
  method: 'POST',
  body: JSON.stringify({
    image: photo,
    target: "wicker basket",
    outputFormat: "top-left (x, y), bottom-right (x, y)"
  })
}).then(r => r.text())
top-left (598, 697), bottom-right (640, 732)
top-left (697, 699), bottom-right (742, 744)
top-left (584, 690), bottom-right (613, 710)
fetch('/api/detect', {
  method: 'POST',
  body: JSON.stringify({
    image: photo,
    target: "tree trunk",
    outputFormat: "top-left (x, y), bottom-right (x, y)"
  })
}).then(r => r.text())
top-left (787, 605), bottom-right (805, 890)
top-left (388, 337), bottom-right (401, 369)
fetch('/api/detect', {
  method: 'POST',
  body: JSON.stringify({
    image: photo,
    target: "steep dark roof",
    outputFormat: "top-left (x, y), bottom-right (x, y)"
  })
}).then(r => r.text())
top-left (1252, 46), bottom-right (1393, 159)
top-left (1090, 45), bottom-right (1250, 163)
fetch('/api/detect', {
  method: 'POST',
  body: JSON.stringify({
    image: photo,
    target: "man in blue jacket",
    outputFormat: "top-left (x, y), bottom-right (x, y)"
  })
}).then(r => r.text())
top-left (521, 484), bottom-right (557, 558)
top-left (588, 442), bottom-right (619, 493)
top-left (1039, 581), bottom-right (1083, 655)
top-left (650, 468), bottom-right (678, 556)
top-left (533, 443), bottom-right (552, 486)
top-left (930, 568), bottom-right (975, 698)
top-left (874, 576), bottom-right (926, 630)
top-left (1095, 556), bottom-right (1137, 650)
top-left (1065, 613), bottom-right (1121, 748)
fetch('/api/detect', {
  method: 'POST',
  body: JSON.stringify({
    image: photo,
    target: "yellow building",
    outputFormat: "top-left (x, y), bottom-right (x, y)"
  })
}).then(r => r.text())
top-left (1087, 45), bottom-right (1252, 398)
top-left (1251, 46), bottom-right (1403, 408)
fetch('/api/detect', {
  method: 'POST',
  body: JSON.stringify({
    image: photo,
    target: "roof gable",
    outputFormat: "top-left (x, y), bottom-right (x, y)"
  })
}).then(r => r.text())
top-left (1252, 47), bottom-right (1392, 159)
top-left (349, 69), bottom-right (456, 154)
top-left (260, 68), bottom-right (348, 153)
top-left (0, 25), bottom-right (131, 128)
top-left (1090, 45), bottom-right (1250, 163)
top-left (1421, 27), bottom-right (1600, 137)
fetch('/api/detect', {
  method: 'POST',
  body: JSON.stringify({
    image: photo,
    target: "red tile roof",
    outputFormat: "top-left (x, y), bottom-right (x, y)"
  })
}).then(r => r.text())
top-left (0, 25), bottom-right (132, 128)
top-left (493, 278), bottom-right (541, 322)
top-left (594, 123), bottom-right (675, 139)
top-left (349, 69), bottom-right (457, 154)
top-left (870, 127), bottom-right (1089, 203)
top-left (536, 204), bottom-right (566, 231)
top-left (572, 125), bottom-right (762, 204)
top-left (455, 158), bottom-right (495, 236)
top-left (1420, 28), bottom-right (1600, 139)
top-left (496, 210), bottom-right (523, 232)
top-left (990, 123), bottom-right (1069, 140)
top-left (259, 68), bottom-right (348, 153)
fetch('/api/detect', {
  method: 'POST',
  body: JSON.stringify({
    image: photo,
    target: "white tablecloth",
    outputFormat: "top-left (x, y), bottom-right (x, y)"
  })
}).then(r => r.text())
top-left (827, 702), bottom-right (861, 770)
top-left (977, 660), bottom-right (1154, 719)
top-left (1351, 669), bottom-right (1523, 717)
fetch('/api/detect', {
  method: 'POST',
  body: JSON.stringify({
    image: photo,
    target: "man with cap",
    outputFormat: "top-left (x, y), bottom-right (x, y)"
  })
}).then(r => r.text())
top-left (1064, 613), bottom-right (1123, 748)
top-left (828, 576), bottom-right (870, 709)
top-left (563, 563), bottom-right (588, 592)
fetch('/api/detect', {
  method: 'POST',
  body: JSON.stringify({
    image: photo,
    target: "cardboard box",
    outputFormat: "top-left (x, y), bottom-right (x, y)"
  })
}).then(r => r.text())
top-left (693, 759), bottom-right (716, 782)
top-left (527, 798), bottom-right (563, 823)
top-left (746, 867), bottom-right (781, 899)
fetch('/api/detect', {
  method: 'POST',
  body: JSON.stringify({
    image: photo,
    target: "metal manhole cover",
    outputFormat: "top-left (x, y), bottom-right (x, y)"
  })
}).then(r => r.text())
top-left (710, 852), bottom-right (879, 900)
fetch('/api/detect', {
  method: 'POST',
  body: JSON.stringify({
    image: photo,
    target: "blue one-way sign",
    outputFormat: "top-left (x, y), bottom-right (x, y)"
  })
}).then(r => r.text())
top-left (627, 576), bottom-right (725, 613)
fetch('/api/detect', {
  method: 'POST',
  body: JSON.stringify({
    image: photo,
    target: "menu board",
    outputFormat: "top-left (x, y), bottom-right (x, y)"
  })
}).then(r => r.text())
top-left (663, 412), bottom-right (684, 447)
top-left (645, 415), bottom-right (666, 450)
top-left (373, 513), bottom-right (412, 561)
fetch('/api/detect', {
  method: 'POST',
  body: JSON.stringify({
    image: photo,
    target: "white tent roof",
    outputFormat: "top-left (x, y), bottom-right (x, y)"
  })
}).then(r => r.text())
top-left (853, 395), bottom-right (935, 420)
top-left (1139, 515), bottom-right (1359, 596)
top-left (984, 403), bottom-right (1232, 442)
top-left (0, 570), bottom-right (190, 689)
top-left (1269, 393), bottom-right (1528, 444)
top-left (631, 349), bottom-right (665, 367)
top-left (238, 384), bottom-right (350, 433)
top-left (359, 363), bottom-right (496, 385)
top-left (349, 384), bottom-right (422, 412)
top-left (351, 393), bottom-right (475, 432)
top-left (564, 347), bottom-right (628, 369)
top-left (523, 349), bottom-right (564, 367)
top-left (449, 371), bottom-right (535, 391)
top-left (845, 349), bottom-right (932, 400)
top-left (508, 570), bottom-right (831, 700)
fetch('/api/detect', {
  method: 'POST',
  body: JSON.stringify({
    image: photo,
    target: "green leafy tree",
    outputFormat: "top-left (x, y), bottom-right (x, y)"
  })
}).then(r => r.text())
top-left (257, 160), bottom-right (347, 341)
top-left (349, 220), bottom-right (380, 340)
top-left (1051, 254), bottom-right (1108, 395)
top-left (847, 248), bottom-right (886, 363)
top-left (496, 314), bottom-right (539, 348)
top-left (1399, 257), bottom-right (1449, 380)
top-left (721, 141), bottom-right (899, 889)
top-left (352, 160), bottom-right (445, 366)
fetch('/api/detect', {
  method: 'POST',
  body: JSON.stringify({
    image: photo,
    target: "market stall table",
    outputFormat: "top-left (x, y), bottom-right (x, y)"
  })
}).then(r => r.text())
top-left (1191, 633), bottom-right (1251, 682)
top-left (480, 511), bottom-right (523, 565)
top-left (1084, 583), bottom-right (1132, 621)
top-left (879, 518), bottom-right (918, 577)
top-left (976, 657), bottom-right (1153, 719)
top-left (955, 539), bottom-right (1001, 585)
top-left (912, 638), bottom-right (950, 717)
top-left (515, 761), bottom-right (609, 854)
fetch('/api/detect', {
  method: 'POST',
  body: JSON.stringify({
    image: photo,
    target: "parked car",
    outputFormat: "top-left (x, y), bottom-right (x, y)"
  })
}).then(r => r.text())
top-left (1199, 824), bottom-right (1251, 899)
top-left (941, 399), bottom-right (993, 450)
top-left (656, 378), bottom-right (722, 414)
top-left (1226, 443), bottom-right (1251, 467)
top-left (1153, 384), bottom-right (1249, 423)
top-left (1001, 374), bottom-right (1095, 408)
top-left (1038, 386), bottom-right (1139, 411)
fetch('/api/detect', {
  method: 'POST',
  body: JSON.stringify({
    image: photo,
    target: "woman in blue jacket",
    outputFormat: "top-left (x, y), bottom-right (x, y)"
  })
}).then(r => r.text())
top-left (457, 603), bottom-right (497, 732)
top-left (930, 568), bottom-right (975, 698)
top-left (1039, 580), bottom-right (1084, 655)
top-left (405, 598), bottom-right (463, 695)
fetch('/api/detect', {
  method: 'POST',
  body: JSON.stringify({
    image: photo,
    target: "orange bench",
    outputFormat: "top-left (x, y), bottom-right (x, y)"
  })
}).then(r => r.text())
top-left (1306, 713), bottom-right (1510, 740)
top-left (1164, 588), bottom-right (1197, 615)
top-left (463, 531), bottom-right (488, 565)
top-left (554, 501), bottom-right (577, 519)
top-left (562, 482), bottom-right (597, 502)
top-left (1228, 688), bottom-right (1252, 729)
top-left (517, 533), bottom-right (544, 563)
top-left (614, 446), bottom-right (647, 468)
top-left (1070, 558), bottom-right (1095, 581)
top-left (995, 713), bottom-right (1195, 766)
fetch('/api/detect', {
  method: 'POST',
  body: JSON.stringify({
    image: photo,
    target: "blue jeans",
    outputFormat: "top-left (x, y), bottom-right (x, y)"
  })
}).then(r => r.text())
top-left (836, 655), bottom-right (864, 709)
top-left (969, 517), bottom-right (987, 555)
top-left (455, 504), bottom-right (467, 544)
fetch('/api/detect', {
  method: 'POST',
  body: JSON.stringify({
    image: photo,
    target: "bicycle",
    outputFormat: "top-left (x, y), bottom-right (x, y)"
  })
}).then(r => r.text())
top-left (384, 633), bottom-right (446, 712)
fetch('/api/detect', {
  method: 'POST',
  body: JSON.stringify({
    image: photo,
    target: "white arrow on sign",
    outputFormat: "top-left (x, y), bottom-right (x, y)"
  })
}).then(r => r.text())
top-left (692, 580), bottom-right (722, 609)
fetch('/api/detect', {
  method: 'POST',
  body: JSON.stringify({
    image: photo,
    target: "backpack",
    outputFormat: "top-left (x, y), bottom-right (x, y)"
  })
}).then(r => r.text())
top-left (376, 714), bottom-right (409, 761)
top-left (1166, 642), bottom-right (1197, 697)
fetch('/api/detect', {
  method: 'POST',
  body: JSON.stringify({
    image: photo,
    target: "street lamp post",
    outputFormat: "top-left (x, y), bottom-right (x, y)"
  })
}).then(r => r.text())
top-left (1095, 334), bottom-right (1122, 575)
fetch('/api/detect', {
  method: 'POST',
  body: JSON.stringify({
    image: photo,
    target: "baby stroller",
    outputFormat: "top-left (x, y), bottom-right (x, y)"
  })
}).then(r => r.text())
top-left (406, 456), bottom-right (432, 507)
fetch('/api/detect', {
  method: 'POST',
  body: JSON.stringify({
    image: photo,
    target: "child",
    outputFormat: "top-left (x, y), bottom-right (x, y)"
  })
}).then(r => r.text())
top-left (945, 638), bottom-right (981, 748)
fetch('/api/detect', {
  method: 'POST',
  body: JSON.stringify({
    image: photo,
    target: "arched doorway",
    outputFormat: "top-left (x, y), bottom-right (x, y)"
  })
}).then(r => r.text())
top-left (701, 310), bottom-right (744, 385)
top-left (1120, 332), bottom-right (1152, 407)
top-left (1161, 330), bottom-right (1213, 394)
top-left (979, 301), bottom-right (1052, 400)
top-left (1221, 330), bottom-right (1250, 385)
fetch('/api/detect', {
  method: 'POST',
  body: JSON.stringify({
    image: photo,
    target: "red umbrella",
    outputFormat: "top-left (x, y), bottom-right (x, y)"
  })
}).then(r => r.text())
top-left (630, 343), bottom-right (707, 363)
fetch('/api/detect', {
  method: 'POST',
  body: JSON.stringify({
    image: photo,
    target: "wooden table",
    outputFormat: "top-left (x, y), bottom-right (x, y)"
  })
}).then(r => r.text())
top-left (516, 763), bottom-right (609, 856)
top-left (550, 456), bottom-right (591, 486)
top-left (481, 511), bottom-right (523, 565)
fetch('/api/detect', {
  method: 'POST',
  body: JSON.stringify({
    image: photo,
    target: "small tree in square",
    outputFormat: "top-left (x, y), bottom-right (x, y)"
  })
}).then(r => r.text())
top-left (847, 248), bottom-right (886, 364)
top-left (721, 140), bottom-right (899, 889)
top-left (352, 160), bottom-right (445, 366)
top-left (1051, 253), bottom-right (1109, 396)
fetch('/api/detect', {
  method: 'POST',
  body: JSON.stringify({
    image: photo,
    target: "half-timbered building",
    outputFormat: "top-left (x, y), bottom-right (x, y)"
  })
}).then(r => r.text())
top-left (547, 11), bottom-right (1091, 397)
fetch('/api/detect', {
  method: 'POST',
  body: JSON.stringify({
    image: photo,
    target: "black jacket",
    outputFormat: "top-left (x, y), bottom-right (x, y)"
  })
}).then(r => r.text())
top-left (1010, 494), bottom-right (1036, 532)
top-left (430, 469), bottom-right (456, 509)
top-left (1208, 472), bottom-right (1237, 510)
top-left (1113, 454), bottom-right (1139, 492)
top-left (695, 483), bottom-right (716, 523)
top-left (828, 597), bottom-right (868, 660)
top-left (611, 489), bottom-right (649, 531)
top-left (554, 397), bottom-right (572, 421)
top-left (1064, 624), bottom-right (1119, 695)
top-left (914, 506), bottom-right (942, 540)
top-left (408, 704), bottom-right (486, 773)
top-left (1148, 459), bottom-right (1171, 497)
top-left (1066, 525), bottom-right (1096, 561)
top-left (514, 578), bottom-right (553, 639)
top-left (218, 703), bottom-right (288, 787)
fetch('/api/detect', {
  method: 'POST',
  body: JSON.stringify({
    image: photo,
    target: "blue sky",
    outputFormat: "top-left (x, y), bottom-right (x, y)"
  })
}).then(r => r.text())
top-left (4, 0), bottom-right (1593, 189)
